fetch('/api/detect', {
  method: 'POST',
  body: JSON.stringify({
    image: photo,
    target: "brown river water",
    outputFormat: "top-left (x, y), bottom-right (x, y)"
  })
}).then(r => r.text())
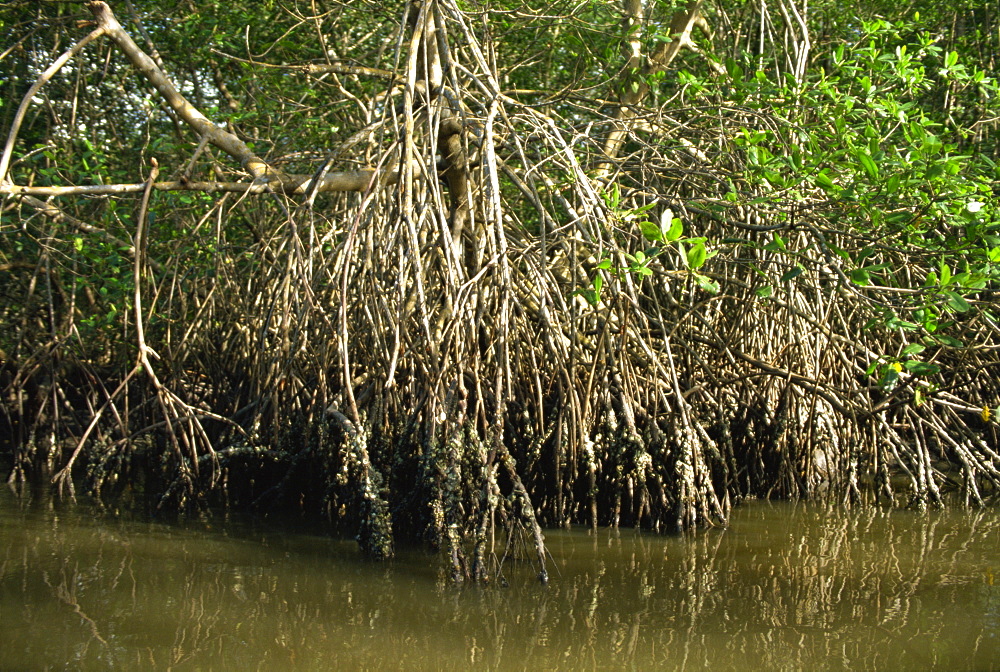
top-left (2, 487), bottom-right (999, 671)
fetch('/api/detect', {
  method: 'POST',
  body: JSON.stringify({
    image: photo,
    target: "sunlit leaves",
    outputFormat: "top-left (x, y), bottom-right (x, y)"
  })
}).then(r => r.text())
top-left (854, 150), bottom-right (879, 181)
top-left (943, 291), bottom-right (970, 313)
top-left (684, 240), bottom-right (707, 269)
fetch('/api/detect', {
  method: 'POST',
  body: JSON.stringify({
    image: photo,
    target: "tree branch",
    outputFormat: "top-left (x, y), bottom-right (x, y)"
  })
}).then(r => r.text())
top-left (0, 168), bottom-right (398, 198)
top-left (86, 1), bottom-right (286, 185)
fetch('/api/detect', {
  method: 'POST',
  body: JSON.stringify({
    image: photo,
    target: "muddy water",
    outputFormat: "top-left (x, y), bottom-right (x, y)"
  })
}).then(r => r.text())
top-left (2, 489), bottom-right (999, 671)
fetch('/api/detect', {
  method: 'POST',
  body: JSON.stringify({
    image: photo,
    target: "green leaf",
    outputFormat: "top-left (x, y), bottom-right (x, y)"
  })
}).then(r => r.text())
top-left (816, 171), bottom-right (837, 194)
top-left (944, 291), bottom-right (970, 313)
top-left (693, 273), bottom-right (719, 294)
top-left (901, 343), bottom-right (926, 356)
top-left (856, 247), bottom-right (876, 264)
top-left (849, 269), bottom-right (870, 285)
top-left (939, 262), bottom-right (952, 286)
top-left (828, 243), bottom-right (850, 260)
top-left (664, 217), bottom-right (683, 242)
top-left (780, 266), bottom-right (804, 282)
top-left (955, 273), bottom-right (987, 290)
top-left (592, 274), bottom-right (603, 295)
top-left (854, 149), bottom-right (878, 181)
top-left (686, 242), bottom-right (707, 269)
top-left (903, 360), bottom-right (940, 375)
top-left (880, 367), bottom-right (900, 390)
top-left (930, 334), bottom-right (964, 348)
top-left (638, 220), bottom-right (663, 242)
top-left (726, 58), bottom-right (744, 81)
top-left (886, 315), bottom-right (920, 330)
top-left (763, 234), bottom-right (786, 252)
top-left (606, 183), bottom-right (620, 210)
top-left (763, 170), bottom-right (785, 187)
top-left (756, 285), bottom-right (773, 298)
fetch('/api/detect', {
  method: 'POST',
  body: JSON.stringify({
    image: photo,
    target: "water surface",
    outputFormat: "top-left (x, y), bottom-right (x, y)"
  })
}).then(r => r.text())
top-left (2, 489), bottom-right (999, 670)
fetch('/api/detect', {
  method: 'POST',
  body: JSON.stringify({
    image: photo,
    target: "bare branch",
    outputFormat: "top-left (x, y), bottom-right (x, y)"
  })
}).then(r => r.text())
top-left (85, 1), bottom-right (287, 185)
top-left (1, 167), bottom-right (399, 198)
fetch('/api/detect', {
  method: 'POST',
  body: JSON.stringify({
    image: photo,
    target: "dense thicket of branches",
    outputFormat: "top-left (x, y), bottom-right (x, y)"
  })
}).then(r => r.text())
top-left (1, 0), bottom-right (998, 580)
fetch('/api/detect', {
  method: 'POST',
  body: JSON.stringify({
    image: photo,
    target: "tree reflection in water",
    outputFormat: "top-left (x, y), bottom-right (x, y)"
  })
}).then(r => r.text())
top-left (2, 494), bottom-right (999, 670)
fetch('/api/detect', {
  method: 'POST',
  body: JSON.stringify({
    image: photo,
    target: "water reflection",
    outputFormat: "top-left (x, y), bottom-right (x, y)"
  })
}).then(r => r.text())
top-left (2, 492), bottom-right (999, 670)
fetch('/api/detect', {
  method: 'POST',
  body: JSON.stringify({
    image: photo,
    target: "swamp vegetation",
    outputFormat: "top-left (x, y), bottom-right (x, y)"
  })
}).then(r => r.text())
top-left (1, 0), bottom-right (999, 581)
